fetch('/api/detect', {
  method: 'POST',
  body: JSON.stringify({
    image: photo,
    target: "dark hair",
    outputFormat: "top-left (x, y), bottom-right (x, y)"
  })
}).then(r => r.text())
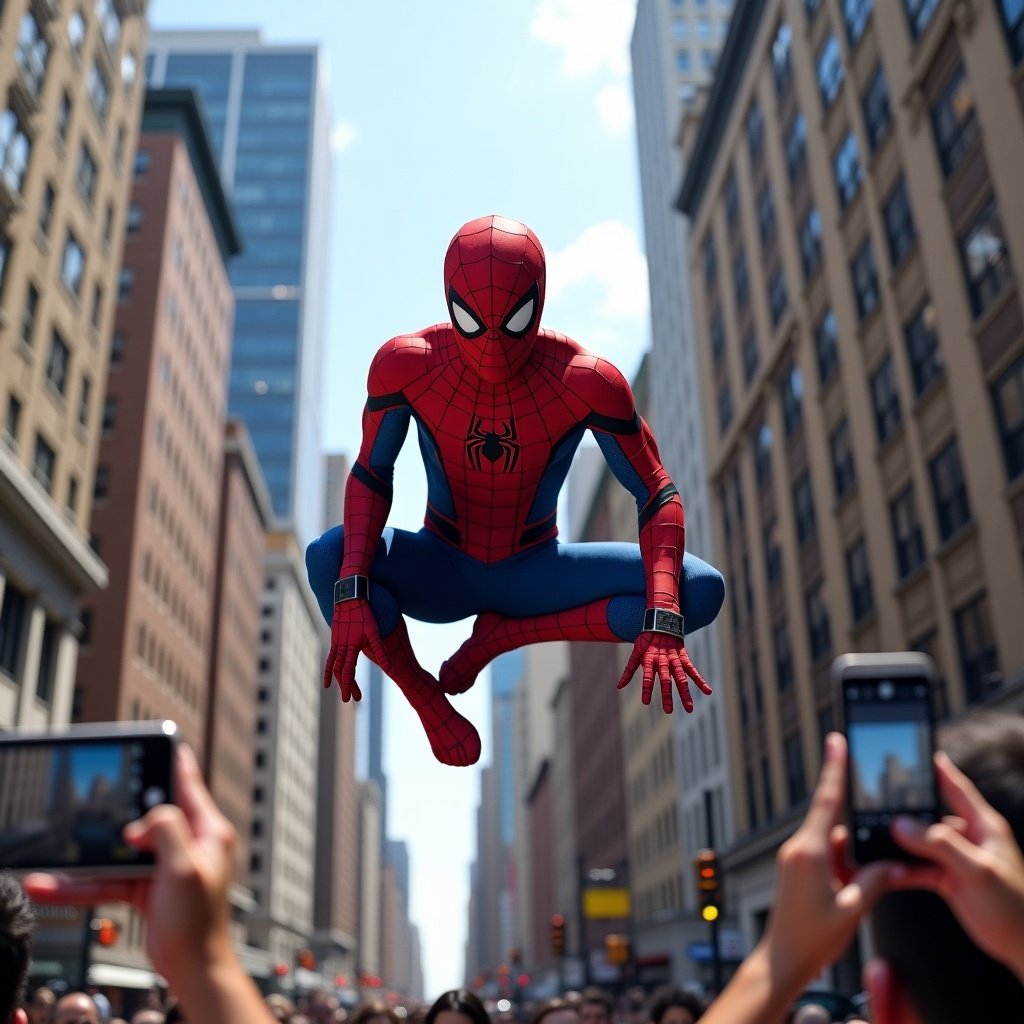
top-left (871, 712), bottom-right (1024, 1024)
top-left (529, 999), bottom-right (579, 1024)
top-left (349, 1000), bottom-right (400, 1024)
top-left (424, 990), bottom-right (490, 1024)
top-left (165, 1004), bottom-right (185, 1024)
top-left (648, 985), bottom-right (705, 1023)
top-left (0, 872), bottom-right (34, 1022)
top-left (578, 989), bottom-right (613, 1017)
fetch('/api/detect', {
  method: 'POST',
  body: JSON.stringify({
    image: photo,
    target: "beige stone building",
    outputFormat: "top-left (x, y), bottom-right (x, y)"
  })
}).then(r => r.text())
top-left (0, 0), bottom-right (149, 732)
top-left (677, 0), bottom-right (1024, 984)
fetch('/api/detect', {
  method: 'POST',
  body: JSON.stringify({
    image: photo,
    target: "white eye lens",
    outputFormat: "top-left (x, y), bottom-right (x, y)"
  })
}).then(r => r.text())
top-left (505, 298), bottom-right (534, 335)
top-left (452, 300), bottom-right (482, 335)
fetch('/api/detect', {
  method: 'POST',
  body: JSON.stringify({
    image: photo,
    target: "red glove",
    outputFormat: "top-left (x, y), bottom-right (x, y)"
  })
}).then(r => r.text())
top-left (616, 632), bottom-right (712, 713)
top-left (323, 599), bottom-right (385, 702)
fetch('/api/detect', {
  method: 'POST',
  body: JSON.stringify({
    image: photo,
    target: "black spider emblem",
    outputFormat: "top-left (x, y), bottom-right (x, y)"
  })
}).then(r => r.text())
top-left (466, 416), bottom-right (520, 471)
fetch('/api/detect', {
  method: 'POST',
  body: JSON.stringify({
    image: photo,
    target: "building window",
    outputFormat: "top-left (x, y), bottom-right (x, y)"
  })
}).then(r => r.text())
top-left (843, 0), bottom-right (873, 45)
top-left (38, 183), bottom-right (56, 239)
top-left (884, 177), bottom-right (917, 268)
top-left (774, 623), bottom-right (795, 692)
top-left (747, 102), bottom-right (764, 164)
top-left (0, 110), bottom-right (31, 195)
top-left (757, 182), bottom-right (776, 247)
top-left (814, 310), bottom-right (839, 386)
top-left (785, 113), bottom-right (808, 183)
top-left (793, 472), bottom-right (817, 545)
top-left (817, 35), bottom-right (845, 109)
top-left (19, 283), bottom-right (39, 348)
top-left (36, 619), bottom-right (58, 705)
top-left (102, 397), bottom-right (117, 432)
top-left (122, 50), bottom-right (138, 90)
top-left (850, 239), bottom-right (879, 321)
top-left (955, 593), bottom-right (1001, 704)
top-left (87, 63), bottom-right (111, 123)
top-left (127, 203), bottom-right (143, 233)
top-left (78, 375), bottom-right (91, 428)
top-left (15, 13), bottom-right (49, 97)
top-left (768, 267), bottom-right (788, 327)
top-left (110, 330), bottom-right (126, 367)
top-left (75, 141), bottom-right (99, 208)
top-left (701, 49), bottom-right (717, 70)
top-left (717, 380), bottom-right (733, 434)
top-left (773, 22), bottom-right (793, 95)
top-left (710, 313), bottom-right (725, 366)
top-left (931, 63), bottom-right (978, 179)
top-left (870, 354), bottom-right (902, 446)
top-left (904, 0), bottom-right (941, 40)
top-left (742, 326), bottom-right (759, 383)
top-left (798, 207), bottom-right (823, 282)
top-left (1000, 0), bottom-right (1024, 64)
top-left (904, 300), bottom-right (943, 396)
top-left (766, 531), bottom-right (782, 584)
top-left (992, 354), bottom-right (1024, 481)
top-left (846, 537), bottom-right (874, 621)
top-left (724, 169), bottom-right (740, 228)
top-left (134, 149), bottom-right (151, 177)
top-left (833, 132), bottom-right (861, 211)
top-left (890, 485), bottom-right (926, 579)
top-left (0, 582), bottom-right (28, 677)
top-left (784, 732), bottom-right (807, 805)
top-left (67, 10), bottom-right (86, 54)
top-left (703, 235), bottom-right (717, 290)
top-left (676, 50), bottom-right (692, 72)
top-left (61, 232), bottom-right (85, 297)
top-left (45, 329), bottom-right (70, 396)
top-left (861, 65), bottom-right (892, 152)
top-left (830, 418), bottom-right (856, 500)
top-left (118, 267), bottom-right (134, 302)
top-left (56, 90), bottom-right (72, 145)
top-left (806, 0), bottom-right (823, 17)
top-left (733, 250), bottom-right (749, 310)
top-left (4, 394), bottom-right (22, 449)
top-left (754, 422), bottom-right (773, 486)
top-left (33, 433), bottom-right (56, 493)
top-left (929, 438), bottom-right (971, 541)
top-left (959, 197), bottom-right (1012, 318)
top-left (781, 365), bottom-right (804, 437)
top-left (806, 584), bottom-right (832, 663)
top-left (96, 0), bottom-right (121, 52)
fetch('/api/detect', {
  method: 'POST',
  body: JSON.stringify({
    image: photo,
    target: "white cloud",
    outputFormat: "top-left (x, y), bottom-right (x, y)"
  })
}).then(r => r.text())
top-left (530, 0), bottom-right (637, 78)
top-left (595, 82), bottom-right (634, 132)
top-left (547, 221), bottom-right (649, 318)
top-left (330, 120), bottom-right (357, 153)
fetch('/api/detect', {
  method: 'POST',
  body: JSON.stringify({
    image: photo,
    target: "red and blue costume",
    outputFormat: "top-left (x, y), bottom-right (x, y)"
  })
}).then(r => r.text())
top-left (306, 216), bottom-right (725, 766)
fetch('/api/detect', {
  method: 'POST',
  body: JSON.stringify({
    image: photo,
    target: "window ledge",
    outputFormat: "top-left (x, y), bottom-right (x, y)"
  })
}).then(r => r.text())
top-left (893, 560), bottom-right (930, 598)
top-left (856, 302), bottom-right (883, 337)
top-left (934, 518), bottom-right (978, 561)
top-left (874, 420), bottom-right (906, 462)
top-left (849, 609), bottom-right (878, 638)
top-left (911, 372), bottom-right (946, 416)
top-left (832, 482), bottom-right (859, 517)
top-left (969, 280), bottom-right (1020, 339)
top-left (888, 240), bottom-right (921, 285)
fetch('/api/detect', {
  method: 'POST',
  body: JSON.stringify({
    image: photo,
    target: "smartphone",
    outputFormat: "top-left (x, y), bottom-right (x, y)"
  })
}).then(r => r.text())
top-left (0, 720), bottom-right (178, 875)
top-left (833, 652), bottom-right (939, 863)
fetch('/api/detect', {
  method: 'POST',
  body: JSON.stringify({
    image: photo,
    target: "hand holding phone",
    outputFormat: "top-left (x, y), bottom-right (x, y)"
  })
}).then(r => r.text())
top-left (834, 652), bottom-right (940, 864)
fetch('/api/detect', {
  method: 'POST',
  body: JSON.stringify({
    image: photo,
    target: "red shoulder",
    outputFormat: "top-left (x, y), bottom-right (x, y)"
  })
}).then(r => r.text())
top-left (366, 331), bottom-right (440, 396)
top-left (557, 341), bottom-right (636, 421)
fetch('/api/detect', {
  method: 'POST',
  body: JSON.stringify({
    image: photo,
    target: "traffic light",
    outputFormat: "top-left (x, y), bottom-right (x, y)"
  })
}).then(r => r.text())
top-left (297, 948), bottom-right (315, 971)
top-left (604, 933), bottom-right (629, 965)
top-left (91, 918), bottom-right (119, 947)
top-left (693, 848), bottom-right (721, 923)
top-left (550, 913), bottom-right (566, 957)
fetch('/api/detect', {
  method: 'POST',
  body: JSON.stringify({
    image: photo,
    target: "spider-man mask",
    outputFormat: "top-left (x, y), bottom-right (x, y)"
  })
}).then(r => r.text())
top-left (444, 215), bottom-right (546, 383)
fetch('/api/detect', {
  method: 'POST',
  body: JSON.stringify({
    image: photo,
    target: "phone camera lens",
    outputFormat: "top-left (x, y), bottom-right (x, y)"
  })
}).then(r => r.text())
top-left (879, 681), bottom-right (895, 700)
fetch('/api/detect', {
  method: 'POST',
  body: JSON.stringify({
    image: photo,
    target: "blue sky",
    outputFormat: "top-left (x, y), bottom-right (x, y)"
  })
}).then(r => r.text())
top-left (149, 0), bottom-right (649, 996)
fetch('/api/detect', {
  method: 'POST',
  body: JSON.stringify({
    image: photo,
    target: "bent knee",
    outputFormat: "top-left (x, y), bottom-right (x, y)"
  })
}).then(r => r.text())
top-left (685, 565), bottom-right (726, 634)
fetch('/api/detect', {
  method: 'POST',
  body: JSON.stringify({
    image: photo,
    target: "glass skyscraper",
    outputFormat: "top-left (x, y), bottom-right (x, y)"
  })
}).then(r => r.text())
top-left (146, 31), bottom-right (330, 546)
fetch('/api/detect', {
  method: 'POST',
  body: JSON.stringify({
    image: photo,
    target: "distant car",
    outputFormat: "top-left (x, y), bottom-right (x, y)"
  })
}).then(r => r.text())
top-left (792, 988), bottom-right (860, 1021)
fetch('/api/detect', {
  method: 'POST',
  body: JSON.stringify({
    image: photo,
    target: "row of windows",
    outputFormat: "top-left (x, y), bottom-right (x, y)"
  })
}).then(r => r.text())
top-left (133, 622), bottom-right (202, 714)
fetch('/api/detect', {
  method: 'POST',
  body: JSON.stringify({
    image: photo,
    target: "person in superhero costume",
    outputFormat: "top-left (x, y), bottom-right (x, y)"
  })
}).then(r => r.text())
top-left (306, 215), bottom-right (725, 766)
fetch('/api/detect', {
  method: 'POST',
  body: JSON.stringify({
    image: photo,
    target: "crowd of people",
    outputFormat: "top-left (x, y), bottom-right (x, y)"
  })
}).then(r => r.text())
top-left (2, 712), bottom-right (1023, 1024)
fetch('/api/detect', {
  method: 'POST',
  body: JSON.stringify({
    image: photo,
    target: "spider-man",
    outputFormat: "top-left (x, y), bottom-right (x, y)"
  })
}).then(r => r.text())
top-left (306, 215), bottom-right (725, 766)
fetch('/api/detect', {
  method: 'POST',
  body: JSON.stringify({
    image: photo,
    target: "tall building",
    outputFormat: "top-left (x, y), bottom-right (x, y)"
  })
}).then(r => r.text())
top-left (248, 529), bottom-right (326, 970)
top-left (631, 0), bottom-right (735, 983)
top-left (0, 0), bottom-right (150, 731)
top-left (677, 0), bottom-right (1024, 985)
top-left (145, 30), bottom-right (331, 547)
top-left (357, 779), bottom-right (384, 982)
top-left (75, 88), bottom-right (239, 752)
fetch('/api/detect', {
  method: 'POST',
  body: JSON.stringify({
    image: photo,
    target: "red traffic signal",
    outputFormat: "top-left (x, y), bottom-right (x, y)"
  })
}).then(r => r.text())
top-left (92, 918), bottom-right (119, 947)
top-left (550, 913), bottom-right (566, 957)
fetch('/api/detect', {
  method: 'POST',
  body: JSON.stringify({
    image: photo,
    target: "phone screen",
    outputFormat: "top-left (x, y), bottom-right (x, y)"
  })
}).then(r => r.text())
top-left (843, 675), bottom-right (938, 861)
top-left (0, 732), bottom-right (174, 871)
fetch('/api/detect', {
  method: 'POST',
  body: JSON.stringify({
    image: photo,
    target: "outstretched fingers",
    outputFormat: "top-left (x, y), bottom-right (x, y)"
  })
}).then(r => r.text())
top-left (668, 652), bottom-right (692, 713)
top-left (338, 648), bottom-right (360, 702)
top-left (616, 644), bottom-right (643, 691)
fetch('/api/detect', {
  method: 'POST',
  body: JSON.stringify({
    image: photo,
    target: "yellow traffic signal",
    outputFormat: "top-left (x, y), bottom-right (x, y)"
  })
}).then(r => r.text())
top-left (693, 848), bottom-right (721, 921)
top-left (701, 904), bottom-right (720, 923)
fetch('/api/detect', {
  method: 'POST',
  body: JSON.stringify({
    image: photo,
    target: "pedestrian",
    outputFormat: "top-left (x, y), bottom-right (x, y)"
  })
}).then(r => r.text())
top-left (647, 986), bottom-right (705, 1024)
top-left (52, 993), bottom-right (99, 1024)
top-left (26, 988), bottom-right (54, 1024)
top-left (423, 990), bottom-right (490, 1024)
top-left (528, 999), bottom-right (579, 1024)
top-left (347, 1001), bottom-right (399, 1024)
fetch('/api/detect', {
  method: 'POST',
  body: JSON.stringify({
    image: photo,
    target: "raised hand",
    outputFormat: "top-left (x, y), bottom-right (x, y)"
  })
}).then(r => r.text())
top-left (324, 598), bottom-right (385, 701)
top-left (616, 631), bottom-right (712, 712)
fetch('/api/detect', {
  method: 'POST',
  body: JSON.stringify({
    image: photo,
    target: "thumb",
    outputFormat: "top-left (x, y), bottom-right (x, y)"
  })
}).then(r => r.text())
top-left (836, 862), bottom-right (904, 919)
top-left (125, 804), bottom-right (194, 872)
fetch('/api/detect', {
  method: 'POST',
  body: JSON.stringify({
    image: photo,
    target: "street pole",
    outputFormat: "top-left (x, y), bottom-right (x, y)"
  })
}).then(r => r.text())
top-left (704, 790), bottom-right (723, 995)
top-left (577, 854), bottom-right (590, 988)
top-left (78, 906), bottom-right (94, 989)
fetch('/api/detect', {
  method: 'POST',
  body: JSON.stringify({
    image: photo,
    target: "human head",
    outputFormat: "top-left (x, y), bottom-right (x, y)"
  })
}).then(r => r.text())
top-left (528, 998), bottom-right (579, 1024)
top-left (0, 873), bottom-right (34, 1024)
top-left (27, 988), bottom-right (55, 1024)
top-left (130, 1011), bottom-right (166, 1024)
top-left (792, 1006), bottom-right (831, 1024)
top-left (264, 996), bottom-right (295, 1024)
top-left (423, 990), bottom-right (490, 1024)
top-left (53, 993), bottom-right (99, 1024)
top-left (578, 988), bottom-right (612, 1024)
top-left (444, 215), bottom-right (546, 383)
top-left (348, 1000), bottom-right (399, 1024)
top-left (869, 711), bottom-right (1024, 1023)
top-left (647, 986), bottom-right (705, 1024)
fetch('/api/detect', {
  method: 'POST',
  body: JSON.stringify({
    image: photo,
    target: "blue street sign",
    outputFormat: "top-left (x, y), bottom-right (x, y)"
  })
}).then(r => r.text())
top-left (687, 942), bottom-right (714, 962)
